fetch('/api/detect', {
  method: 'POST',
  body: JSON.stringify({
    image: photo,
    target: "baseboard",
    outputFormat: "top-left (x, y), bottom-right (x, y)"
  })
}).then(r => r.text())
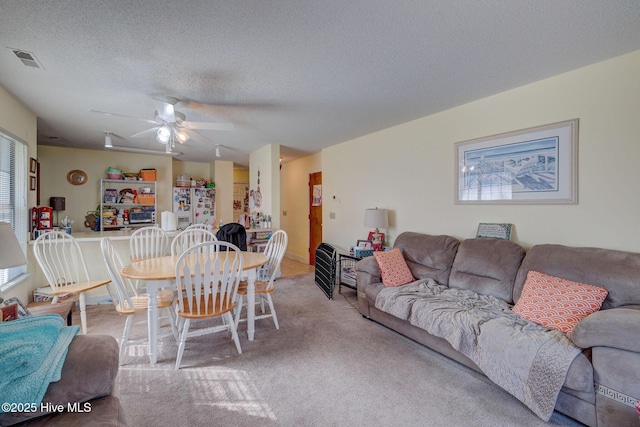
top-left (285, 252), bottom-right (307, 263)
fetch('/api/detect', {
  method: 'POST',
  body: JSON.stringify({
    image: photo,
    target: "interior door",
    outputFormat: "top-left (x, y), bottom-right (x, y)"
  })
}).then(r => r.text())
top-left (309, 172), bottom-right (322, 265)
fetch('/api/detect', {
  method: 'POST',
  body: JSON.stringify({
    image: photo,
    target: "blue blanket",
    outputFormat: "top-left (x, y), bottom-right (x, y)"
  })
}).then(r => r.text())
top-left (0, 314), bottom-right (80, 411)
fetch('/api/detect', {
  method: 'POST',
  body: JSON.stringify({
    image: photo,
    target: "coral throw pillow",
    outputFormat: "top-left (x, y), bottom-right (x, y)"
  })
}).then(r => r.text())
top-left (374, 248), bottom-right (415, 287)
top-left (512, 270), bottom-right (608, 334)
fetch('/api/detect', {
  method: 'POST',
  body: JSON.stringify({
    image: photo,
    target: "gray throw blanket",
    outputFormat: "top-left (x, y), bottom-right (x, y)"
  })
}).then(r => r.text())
top-left (375, 279), bottom-right (581, 421)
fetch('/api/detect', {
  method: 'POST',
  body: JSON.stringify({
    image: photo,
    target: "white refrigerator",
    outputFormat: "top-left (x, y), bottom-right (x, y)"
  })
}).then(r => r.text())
top-left (172, 187), bottom-right (216, 230)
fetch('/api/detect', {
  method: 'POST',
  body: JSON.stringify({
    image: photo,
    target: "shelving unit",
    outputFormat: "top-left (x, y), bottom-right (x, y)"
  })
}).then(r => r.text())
top-left (99, 179), bottom-right (157, 231)
top-left (247, 228), bottom-right (272, 253)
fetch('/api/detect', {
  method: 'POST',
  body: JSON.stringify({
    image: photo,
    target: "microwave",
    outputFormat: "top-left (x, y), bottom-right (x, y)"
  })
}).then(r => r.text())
top-left (129, 211), bottom-right (154, 224)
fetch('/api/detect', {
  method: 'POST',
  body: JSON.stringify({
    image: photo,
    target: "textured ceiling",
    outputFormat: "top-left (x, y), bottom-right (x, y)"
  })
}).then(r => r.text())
top-left (1, 0), bottom-right (639, 167)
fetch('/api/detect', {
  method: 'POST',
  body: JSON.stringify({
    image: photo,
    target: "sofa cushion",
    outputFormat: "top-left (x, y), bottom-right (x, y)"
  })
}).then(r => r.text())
top-left (513, 244), bottom-right (640, 309)
top-left (448, 238), bottom-right (525, 303)
top-left (393, 232), bottom-right (459, 286)
top-left (374, 248), bottom-right (415, 287)
top-left (512, 270), bottom-right (608, 334)
top-left (0, 334), bottom-right (119, 426)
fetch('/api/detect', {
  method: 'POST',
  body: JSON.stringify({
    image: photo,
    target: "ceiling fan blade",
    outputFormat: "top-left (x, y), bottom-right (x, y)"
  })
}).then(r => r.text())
top-left (130, 127), bottom-right (160, 138)
top-left (184, 129), bottom-right (213, 144)
top-left (89, 109), bottom-right (159, 125)
top-left (181, 121), bottom-right (235, 131)
top-left (153, 99), bottom-right (176, 123)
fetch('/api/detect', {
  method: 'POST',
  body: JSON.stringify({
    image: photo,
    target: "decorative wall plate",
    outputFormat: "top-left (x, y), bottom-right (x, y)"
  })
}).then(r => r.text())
top-left (67, 169), bottom-right (88, 185)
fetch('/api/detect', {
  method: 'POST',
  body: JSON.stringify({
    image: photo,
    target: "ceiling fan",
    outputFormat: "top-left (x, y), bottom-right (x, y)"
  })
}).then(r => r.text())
top-left (90, 97), bottom-right (234, 148)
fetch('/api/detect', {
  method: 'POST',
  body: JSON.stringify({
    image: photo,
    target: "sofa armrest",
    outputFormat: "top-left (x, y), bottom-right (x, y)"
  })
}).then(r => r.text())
top-left (355, 256), bottom-right (380, 286)
top-left (355, 257), bottom-right (381, 317)
top-left (571, 307), bottom-right (640, 352)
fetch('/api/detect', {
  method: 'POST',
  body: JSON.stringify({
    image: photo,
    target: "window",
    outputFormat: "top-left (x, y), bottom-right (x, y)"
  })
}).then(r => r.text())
top-left (0, 131), bottom-right (28, 292)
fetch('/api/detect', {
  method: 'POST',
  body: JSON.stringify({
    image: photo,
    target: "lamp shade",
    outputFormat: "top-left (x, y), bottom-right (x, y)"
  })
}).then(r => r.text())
top-left (0, 222), bottom-right (27, 269)
top-left (364, 208), bottom-right (389, 229)
top-left (50, 197), bottom-right (66, 211)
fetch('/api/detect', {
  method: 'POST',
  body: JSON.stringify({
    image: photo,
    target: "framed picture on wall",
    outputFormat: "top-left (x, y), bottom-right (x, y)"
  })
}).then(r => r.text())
top-left (29, 157), bottom-right (37, 174)
top-left (454, 119), bottom-right (578, 204)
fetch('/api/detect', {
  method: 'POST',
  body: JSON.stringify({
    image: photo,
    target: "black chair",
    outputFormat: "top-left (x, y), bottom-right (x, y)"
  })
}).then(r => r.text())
top-left (314, 243), bottom-right (337, 300)
top-left (215, 223), bottom-right (248, 251)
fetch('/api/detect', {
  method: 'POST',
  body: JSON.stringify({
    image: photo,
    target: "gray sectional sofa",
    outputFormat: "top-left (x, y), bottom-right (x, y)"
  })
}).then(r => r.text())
top-left (355, 232), bottom-right (640, 426)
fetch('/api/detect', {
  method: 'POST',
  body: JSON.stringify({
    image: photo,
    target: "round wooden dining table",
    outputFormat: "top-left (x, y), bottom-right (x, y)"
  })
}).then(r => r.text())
top-left (121, 251), bottom-right (268, 364)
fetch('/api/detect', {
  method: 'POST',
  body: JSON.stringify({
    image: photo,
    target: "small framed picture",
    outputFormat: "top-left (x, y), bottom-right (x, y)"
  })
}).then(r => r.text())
top-left (30, 175), bottom-right (36, 191)
top-left (30, 157), bottom-right (37, 174)
top-left (356, 240), bottom-right (372, 249)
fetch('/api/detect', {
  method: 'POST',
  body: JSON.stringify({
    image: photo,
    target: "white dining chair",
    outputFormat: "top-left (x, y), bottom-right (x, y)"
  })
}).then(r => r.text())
top-left (170, 228), bottom-right (218, 256)
top-left (101, 238), bottom-right (178, 364)
top-left (234, 230), bottom-right (288, 330)
top-left (129, 226), bottom-right (169, 290)
top-left (174, 241), bottom-right (244, 369)
top-left (185, 224), bottom-right (213, 232)
top-left (33, 231), bottom-right (110, 334)
top-left (129, 226), bottom-right (169, 261)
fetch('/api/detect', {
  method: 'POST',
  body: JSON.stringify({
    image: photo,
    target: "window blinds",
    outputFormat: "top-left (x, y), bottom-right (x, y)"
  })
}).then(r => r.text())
top-left (0, 132), bottom-right (28, 292)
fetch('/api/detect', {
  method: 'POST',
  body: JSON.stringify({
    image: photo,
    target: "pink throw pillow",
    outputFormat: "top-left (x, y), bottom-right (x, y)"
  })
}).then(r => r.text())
top-left (512, 270), bottom-right (608, 334)
top-left (374, 248), bottom-right (415, 287)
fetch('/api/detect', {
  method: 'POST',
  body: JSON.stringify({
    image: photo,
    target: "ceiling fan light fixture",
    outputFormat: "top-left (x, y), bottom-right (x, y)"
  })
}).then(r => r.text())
top-left (176, 130), bottom-right (189, 144)
top-left (156, 126), bottom-right (171, 144)
top-left (165, 142), bottom-right (172, 154)
top-left (104, 132), bottom-right (113, 148)
top-left (215, 145), bottom-right (221, 158)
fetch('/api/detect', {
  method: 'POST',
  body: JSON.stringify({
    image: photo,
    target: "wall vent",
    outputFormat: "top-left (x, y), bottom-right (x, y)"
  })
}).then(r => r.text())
top-left (9, 48), bottom-right (44, 69)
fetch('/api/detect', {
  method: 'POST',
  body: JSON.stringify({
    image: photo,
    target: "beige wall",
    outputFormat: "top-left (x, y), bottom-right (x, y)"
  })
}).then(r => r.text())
top-left (171, 159), bottom-right (213, 184)
top-left (323, 50), bottom-right (640, 254)
top-left (249, 144), bottom-right (281, 228)
top-left (234, 169), bottom-right (249, 182)
top-left (0, 85), bottom-right (38, 303)
top-left (38, 145), bottom-right (174, 230)
top-left (214, 160), bottom-right (234, 226)
top-left (280, 153), bottom-right (322, 262)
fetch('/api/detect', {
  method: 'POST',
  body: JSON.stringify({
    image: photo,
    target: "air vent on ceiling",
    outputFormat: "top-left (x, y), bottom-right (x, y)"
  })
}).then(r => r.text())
top-left (9, 48), bottom-right (44, 69)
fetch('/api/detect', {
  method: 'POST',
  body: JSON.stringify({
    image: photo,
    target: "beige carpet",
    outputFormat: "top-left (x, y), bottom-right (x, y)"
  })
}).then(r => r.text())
top-left (81, 273), bottom-right (582, 427)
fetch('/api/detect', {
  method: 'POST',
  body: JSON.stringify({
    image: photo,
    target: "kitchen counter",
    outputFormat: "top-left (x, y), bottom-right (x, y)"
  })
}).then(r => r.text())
top-left (29, 229), bottom-right (179, 243)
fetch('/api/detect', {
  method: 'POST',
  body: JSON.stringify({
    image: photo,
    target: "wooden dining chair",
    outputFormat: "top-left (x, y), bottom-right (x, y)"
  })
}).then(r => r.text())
top-left (129, 226), bottom-right (169, 261)
top-left (234, 230), bottom-right (288, 330)
top-left (170, 228), bottom-right (218, 256)
top-left (101, 238), bottom-right (177, 364)
top-left (174, 241), bottom-right (244, 369)
top-left (33, 231), bottom-right (110, 334)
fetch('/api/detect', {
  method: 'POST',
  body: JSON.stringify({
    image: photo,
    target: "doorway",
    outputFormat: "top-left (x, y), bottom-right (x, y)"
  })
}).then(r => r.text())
top-left (309, 172), bottom-right (322, 265)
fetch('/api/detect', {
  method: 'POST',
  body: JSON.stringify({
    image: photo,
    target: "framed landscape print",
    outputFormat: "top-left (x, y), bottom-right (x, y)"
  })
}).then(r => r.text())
top-left (454, 119), bottom-right (578, 204)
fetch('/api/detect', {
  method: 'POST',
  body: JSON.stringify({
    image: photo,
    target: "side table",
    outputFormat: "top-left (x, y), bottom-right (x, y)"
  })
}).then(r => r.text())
top-left (27, 300), bottom-right (75, 326)
top-left (337, 253), bottom-right (363, 294)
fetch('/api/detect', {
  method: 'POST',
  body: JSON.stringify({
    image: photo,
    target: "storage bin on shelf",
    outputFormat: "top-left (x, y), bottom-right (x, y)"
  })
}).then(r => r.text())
top-left (140, 169), bottom-right (156, 181)
top-left (137, 193), bottom-right (155, 204)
